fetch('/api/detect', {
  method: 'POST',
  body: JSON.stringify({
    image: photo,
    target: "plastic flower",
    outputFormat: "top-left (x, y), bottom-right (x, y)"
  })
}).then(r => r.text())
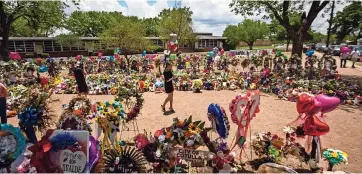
top-left (158, 135), bottom-right (166, 142)
top-left (283, 126), bottom-right (295, 134)
top-left (323, 148), bottom-right (348, 166)
top-left (188, 123), bottom-right (200, 135)
top-left (186, 140), bottom-right (195, 147)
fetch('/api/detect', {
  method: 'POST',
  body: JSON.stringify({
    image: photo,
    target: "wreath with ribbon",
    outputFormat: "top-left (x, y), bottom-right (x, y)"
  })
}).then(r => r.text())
top-left (0, 124), bottom-right (26, 169)
top-left (116, 87), bottom-right (144, 122)
top-left (207, 103), bottom-right (230, 139)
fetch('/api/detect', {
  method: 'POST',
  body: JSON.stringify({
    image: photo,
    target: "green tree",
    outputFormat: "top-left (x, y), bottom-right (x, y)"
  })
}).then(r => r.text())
top-left (224, 20), bottom-right (269, 50)
top-left (141, 17), bottom-right (160, 37)
top-left (222, 25), bottom-right (239, 50)
top-left (101, 16), bottom-right (154, 68)
top-left (157, 7), bottom-right (196, 45)
top-left (66, 11), bottom-right (122, 37)
top-left (0, 1), bottom-right (71, 60)
top-left (269, 12), bottom-right (302, 51)
top-left (55, 34), bottom-right (82, 48)
top-left (230, 1), bottom-right (331, 56)
top-left (333, 1), bottom-right (362, 43)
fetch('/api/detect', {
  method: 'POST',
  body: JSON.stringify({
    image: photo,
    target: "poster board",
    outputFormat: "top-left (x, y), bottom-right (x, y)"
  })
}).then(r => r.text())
top-left (170, 147), bottom-right (214, 167)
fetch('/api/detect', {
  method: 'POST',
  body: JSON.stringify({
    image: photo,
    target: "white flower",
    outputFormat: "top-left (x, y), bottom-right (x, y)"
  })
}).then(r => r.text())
top-left (158, 135), bottom-right (166, 142)
top-left (186, 139), bottom-right (194, 146)
top-left (156, 149), bottom-right (162, 158)
top-left (283, 126), bottom-right (295, 134)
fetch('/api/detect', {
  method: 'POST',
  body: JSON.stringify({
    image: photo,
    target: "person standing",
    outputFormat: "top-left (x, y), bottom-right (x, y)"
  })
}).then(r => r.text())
top-left (161, 62), bottom-right (175, 112)
top-left (73, 62), bottom-right (88, 96)
top-left (0, 81), bottom-right (8, 123)
top-left (350, 48), bottom-right (360, 68)
top-left (340, 45), bottom-right (349, 68)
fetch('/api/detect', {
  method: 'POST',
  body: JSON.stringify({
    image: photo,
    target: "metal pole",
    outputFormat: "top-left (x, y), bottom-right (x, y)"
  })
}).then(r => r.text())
top-left (326, 1), bottom-right (335, 47)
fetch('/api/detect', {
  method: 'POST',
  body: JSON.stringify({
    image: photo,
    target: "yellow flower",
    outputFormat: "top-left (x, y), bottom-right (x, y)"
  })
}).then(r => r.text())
top-left (331, 151), bottom-right (338, 158)
top-left (342, 152), bottom-right (348, 158)
top-left (188, 123), bottom-right (200, 135)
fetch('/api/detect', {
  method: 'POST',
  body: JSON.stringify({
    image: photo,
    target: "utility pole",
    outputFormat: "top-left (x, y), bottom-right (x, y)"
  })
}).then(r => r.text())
top-left (326, 1), bottom-right (335, 47)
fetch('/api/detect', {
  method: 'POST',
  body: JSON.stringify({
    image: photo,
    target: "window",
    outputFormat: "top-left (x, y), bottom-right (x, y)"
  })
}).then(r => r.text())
top-left (25, 41), bottom-right (34, 52)
top-left (53, 41), bottom-right (62, 51)
top-left (15, 41), bottom-right (25, 52)
top-left (179, 43), bottom-right (191, 48)
top-left (198, 39), bottom-right (207, 48)
top-left (43, 40), bottom-right (53, 52)
top-left (62, 45), bottom-right (70, 51)
top-left (8, 41), bottom-right (16, 52)
top-left (78, 41), bottom-right (85, 51)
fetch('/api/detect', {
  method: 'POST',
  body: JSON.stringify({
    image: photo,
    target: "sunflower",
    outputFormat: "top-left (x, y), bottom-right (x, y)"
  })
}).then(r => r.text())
top-left (188, 123), bottom-right (200, 135)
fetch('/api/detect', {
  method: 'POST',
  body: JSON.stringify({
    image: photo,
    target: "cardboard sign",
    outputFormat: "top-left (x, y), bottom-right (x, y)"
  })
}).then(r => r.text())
top-left (191, 160), bottom-right (205, 167)
top-left (50, 130), bottom-right (89, 173)
top-left (170, 147), bottom-right (214, 163)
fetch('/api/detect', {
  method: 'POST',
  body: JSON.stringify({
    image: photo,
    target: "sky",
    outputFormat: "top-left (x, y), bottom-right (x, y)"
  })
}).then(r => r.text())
top-left (63, 0), bottom-right (346, 36)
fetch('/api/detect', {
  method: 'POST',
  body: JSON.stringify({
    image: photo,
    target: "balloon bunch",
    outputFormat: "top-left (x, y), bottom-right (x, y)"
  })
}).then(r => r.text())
top-left (294, 93), bottom-right (340, 169)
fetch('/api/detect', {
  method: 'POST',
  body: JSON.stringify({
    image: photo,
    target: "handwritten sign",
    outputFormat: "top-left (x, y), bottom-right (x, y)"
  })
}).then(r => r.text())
top-left (60, 150), bottom-right (87, 173)
top-left (50, 130), bottom-right (89, 173)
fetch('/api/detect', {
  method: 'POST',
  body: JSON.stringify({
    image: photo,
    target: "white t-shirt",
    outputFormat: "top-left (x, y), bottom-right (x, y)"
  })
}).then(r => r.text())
top-left (351, 50), bottom-right (360, 60)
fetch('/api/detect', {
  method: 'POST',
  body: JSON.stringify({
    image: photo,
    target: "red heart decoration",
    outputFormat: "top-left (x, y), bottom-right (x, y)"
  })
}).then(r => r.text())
top-left (296, 93), bottom-right (314, 114)
top-left (303, 115), bottom-right (330, 136)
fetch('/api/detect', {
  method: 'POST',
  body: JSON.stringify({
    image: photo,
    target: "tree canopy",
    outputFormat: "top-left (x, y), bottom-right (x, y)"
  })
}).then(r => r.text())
top-left (157, 7), bottom-right (196, 45)
top-left (1, 1), bottom-right (71, 60)
top-left (333, 1), bottom-right (362, 43)
top-left (65, 11), bottom-right (122, 37)
top-left (230, 1), bottom-right (331, 56)
top-left (223, 19), bottom-right (269, 50)
top-left (101, 16), bottom-right (153, 56)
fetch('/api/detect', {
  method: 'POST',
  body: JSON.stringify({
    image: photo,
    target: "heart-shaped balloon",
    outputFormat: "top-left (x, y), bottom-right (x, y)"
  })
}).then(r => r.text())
top-left (296, 93), bottom-right (314, 114)
top-left (308, 99), bottom-right (322, 115)
top-left (303, 115), bottom-right (330, 136)
top-left (315, 94), bottom-right (340, 113)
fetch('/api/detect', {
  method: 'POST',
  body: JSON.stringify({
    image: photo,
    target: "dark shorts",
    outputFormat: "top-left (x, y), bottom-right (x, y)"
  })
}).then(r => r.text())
top-left (0, 97), bottom-right (7, 124)
top-left (165, 82), bottom-right (174, 93)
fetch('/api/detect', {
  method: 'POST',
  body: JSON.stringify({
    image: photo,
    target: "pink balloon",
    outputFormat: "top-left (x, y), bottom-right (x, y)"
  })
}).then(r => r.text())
top-left (315, 94), bottom-right (340, 113)
top-left (308, 99), bottom-right (322, 115)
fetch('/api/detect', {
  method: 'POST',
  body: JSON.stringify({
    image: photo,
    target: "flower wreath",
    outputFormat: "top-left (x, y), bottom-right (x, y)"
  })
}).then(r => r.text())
top-left (57, 111), bottom-right (89, 131)
top-left (0, 124), bottom-right (26, 169)
top-left (116, 88), bottom-right (144, 122)
top-left (66, 96), bottom-right (92, 116)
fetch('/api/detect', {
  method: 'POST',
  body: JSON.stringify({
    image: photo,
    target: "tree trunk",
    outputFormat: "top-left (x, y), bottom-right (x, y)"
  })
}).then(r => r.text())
top-left (0, 26), bottom-right (10, 61)
top-left (286, 38), bottom-right (291, 51)
top-left (248, 42), bottom-right (254, 50)
top-left (291, 31), bottom-right (305, 57)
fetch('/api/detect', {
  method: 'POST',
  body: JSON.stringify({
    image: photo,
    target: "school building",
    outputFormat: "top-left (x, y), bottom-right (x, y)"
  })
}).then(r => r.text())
top-left (0, 33), bottom-right (226, 57)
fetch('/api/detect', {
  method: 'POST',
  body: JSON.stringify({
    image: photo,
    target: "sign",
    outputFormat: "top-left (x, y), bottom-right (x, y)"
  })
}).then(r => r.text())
top-left (50, 130), bottom-right (89, 173)
top-left (60, 150), bottom-right (87, 173)
top-left (170, 147), bottom-right (214, 167)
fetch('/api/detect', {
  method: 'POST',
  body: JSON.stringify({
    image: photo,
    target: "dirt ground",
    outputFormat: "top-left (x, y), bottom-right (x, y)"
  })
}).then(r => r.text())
top-left (6, 52), bottom-right (362, 172)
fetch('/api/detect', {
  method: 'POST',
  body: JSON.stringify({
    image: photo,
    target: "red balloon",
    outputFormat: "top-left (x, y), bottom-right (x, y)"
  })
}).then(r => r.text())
top-left (303, 115), bottom-right (330, 136)
top-left (154, 130), bottom-right (163, 138)
top-left (308, 99), bottom-right (322, 115)
top-left (296, 94), bottom-right (314, 114)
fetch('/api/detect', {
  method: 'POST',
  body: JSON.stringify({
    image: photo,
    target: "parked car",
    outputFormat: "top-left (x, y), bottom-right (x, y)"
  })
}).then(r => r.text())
top-left (351, 45), bottom-right (362, 61)
top-left (329, 45), bottom-right (341, 56)
top-left (315, 43), bottom-right (326, 52)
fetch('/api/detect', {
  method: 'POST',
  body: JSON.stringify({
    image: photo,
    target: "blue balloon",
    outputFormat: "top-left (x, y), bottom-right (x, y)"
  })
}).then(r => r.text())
top-left (110, 56), bottom-right (115, 62)
top-left (39, 66), bottom-right (48, 73)
top-left (142, 50), bottom-right (146, 57)
top-left (306, 49), bottom-right (314, 57)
